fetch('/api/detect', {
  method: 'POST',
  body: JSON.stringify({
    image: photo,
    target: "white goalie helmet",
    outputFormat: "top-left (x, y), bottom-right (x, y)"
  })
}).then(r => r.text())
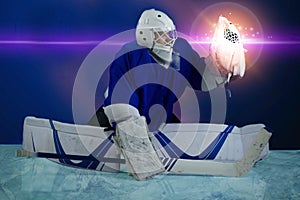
top-left (136, 9), bottom-right (178, 67)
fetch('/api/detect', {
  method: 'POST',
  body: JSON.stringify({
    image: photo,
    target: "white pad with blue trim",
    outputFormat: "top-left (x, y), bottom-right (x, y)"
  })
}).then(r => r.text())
top-left (115, 116), bottom-right (165, 180)
top-left (22, 116), bottom-right (120, 172)
top-left (21, 116), bottom-right (271, 177)
top-left (152, 123), bottom-right (269, 162)
top-left (104, 104), bottom-right (165, 180)
top-left (153, 124), bottom-right (271, 176)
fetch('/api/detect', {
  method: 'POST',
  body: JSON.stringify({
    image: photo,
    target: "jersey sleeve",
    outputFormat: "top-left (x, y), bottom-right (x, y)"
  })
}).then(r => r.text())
top-left (175, 37), bottom-right (206, 91)
top-left (103, 51), bottom-right (139, 107)
top-left (175, 37), bottom-right (228, 92)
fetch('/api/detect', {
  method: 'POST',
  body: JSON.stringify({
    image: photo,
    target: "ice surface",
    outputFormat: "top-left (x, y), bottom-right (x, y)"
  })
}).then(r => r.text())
top-left (0, 145), bottom-right (299, 200)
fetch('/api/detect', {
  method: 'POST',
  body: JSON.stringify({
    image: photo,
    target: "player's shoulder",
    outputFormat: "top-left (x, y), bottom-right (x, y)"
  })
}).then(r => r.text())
top-left (174, 37), bottom-right (192, 49)
top-left (116, 41), bottom-right (146, 57)
top-left (174, 37), bottom-right (200, 61)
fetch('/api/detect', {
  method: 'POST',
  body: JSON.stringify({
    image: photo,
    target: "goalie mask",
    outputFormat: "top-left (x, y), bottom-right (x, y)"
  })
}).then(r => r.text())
top-left (136, 9), bottom-right (178, 68)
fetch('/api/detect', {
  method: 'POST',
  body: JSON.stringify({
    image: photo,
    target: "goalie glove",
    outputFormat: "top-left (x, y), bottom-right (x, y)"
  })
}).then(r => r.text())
top-left (209, 15), bottom-right (246, 81)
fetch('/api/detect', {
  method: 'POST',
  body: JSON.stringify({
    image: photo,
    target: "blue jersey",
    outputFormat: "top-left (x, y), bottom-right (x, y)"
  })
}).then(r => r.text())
top-left (103, 37), bottom-right (206, 130)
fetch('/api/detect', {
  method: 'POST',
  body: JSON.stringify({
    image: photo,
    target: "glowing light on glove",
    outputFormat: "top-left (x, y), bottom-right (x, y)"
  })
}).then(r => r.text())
top-left (190, 2), bottom-right (264, 70)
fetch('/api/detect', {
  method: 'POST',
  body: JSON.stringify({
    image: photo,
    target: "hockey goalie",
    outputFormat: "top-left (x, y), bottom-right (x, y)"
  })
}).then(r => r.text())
top-left (19, 10), bottom-right (270, 181)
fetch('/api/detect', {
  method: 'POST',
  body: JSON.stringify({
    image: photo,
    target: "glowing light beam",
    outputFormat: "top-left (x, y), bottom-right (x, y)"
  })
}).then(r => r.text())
top-left (189, 40), bottom-right (300, 45)
top-left (0, 40), bottom-right (299, 46)
top-left (0, 40), bottom-right (124, 46)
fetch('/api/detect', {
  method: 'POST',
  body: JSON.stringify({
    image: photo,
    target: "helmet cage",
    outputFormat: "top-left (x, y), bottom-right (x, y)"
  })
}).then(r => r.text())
top-left (153, 28), bottom-right (177, 48)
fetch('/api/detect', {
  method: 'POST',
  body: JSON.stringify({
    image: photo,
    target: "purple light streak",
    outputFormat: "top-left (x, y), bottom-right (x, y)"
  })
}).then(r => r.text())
top-left (0, 40), bottom-right (128, 46)
top-left (190, 40), bottom-right (300, 45)
top-left (0, 39), bottom-right (299, 46)
top-left (0, 40), bottom-right (100, 45)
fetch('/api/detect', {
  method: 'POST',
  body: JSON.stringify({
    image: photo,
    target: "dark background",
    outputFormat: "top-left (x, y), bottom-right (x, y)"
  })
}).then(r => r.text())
top-left (0, 0), bottom-right (299, 149)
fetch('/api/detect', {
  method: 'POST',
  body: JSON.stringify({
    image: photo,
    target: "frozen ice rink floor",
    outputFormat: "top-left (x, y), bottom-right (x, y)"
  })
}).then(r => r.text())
top-left (1, 145), bottom-right (299, 200)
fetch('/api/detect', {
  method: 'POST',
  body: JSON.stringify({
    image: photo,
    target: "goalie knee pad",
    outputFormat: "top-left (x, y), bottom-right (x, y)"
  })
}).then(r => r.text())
top-left (103, 103), bottom-right (140, 126)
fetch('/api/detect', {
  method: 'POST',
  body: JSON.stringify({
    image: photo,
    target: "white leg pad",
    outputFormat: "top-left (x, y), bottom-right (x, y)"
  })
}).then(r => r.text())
top-left (115, 116), bottom-right (165, 180)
